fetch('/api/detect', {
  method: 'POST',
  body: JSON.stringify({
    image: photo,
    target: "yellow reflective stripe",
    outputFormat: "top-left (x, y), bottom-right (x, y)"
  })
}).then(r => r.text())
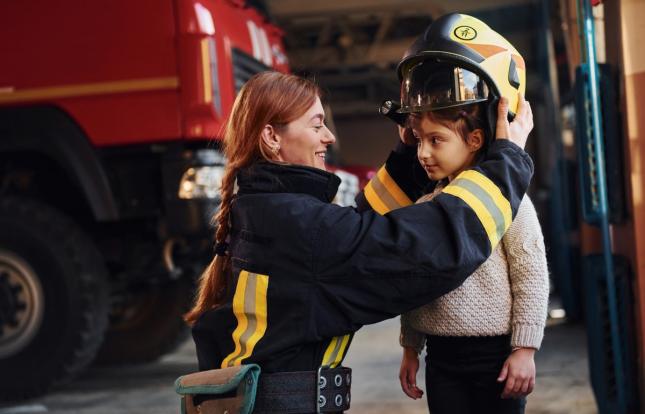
top-left (459, 170), bottom-right (512, 229)
top-left (233, 273), bottom-right (269, 365)
top-left (221, 271), bottom-right (249, 367)
top-left (331, 334), bottom-right (351, 368)
top-left (322, 337), bottom-right (340, 366)
top-left (363, 165), bottom-right (413, 215)
top-left (364, 181), bottom-right (390, 215)
top-left (321, 334), bottom-right (351, 367)
top-left (443, 185), bottom-right (501, 248)
top-left (376, 167), bottom-right (413, 207)
top-left (221, 270), bottom-right (270, 367)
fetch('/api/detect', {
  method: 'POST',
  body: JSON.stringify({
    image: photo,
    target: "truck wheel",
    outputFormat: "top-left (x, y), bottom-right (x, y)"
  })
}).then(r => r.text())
top-left (95, 278), bottom-right (192, 364)
top-left (0, 197), bottom-right (109, 401)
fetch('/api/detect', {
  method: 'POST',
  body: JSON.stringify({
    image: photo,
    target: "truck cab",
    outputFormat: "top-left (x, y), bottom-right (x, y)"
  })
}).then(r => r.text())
top-left (0, 0), bottom-right (288, 400)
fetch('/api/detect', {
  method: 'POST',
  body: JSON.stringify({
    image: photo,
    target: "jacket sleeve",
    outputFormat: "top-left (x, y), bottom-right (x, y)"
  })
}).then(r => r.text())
top-left (355, 142), bottom-right (434, 213)
top-left (308, 139), bottom-right (533, 339)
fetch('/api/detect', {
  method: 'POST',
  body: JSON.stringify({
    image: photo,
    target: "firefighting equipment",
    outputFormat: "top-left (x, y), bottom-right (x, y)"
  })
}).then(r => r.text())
top-left (391, 13), bottom-right (526, 136)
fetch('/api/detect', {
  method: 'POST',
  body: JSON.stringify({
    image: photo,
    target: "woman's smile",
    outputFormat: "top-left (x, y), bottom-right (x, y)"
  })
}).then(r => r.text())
top-left (315, 150), bottom-right (327, 161)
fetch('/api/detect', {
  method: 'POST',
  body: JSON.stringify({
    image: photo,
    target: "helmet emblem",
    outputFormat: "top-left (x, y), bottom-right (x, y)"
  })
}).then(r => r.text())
top-left (454, 26), bottom-right (477, 41)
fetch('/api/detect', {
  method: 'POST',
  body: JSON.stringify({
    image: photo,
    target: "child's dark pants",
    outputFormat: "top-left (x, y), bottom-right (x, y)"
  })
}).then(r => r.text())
top-left (424, 334), bottom-right (526, 414)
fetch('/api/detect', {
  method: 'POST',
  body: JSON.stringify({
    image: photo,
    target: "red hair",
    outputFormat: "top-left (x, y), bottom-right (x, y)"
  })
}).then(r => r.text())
top-left (184, 72), bottom-right (320, 325)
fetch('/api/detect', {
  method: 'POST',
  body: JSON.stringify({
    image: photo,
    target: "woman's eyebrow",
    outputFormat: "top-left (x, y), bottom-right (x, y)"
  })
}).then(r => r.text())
top-left (310, 113), bottom-right (324, 123)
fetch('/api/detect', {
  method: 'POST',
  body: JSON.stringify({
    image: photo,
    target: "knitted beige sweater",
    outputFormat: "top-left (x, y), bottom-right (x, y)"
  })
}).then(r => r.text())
top-left (400, 189), bottom-right (550, 352)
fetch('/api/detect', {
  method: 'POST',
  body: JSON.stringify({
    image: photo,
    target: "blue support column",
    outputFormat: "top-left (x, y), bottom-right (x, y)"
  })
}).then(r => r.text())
top-left (575, 0), bottom-right (627, 412)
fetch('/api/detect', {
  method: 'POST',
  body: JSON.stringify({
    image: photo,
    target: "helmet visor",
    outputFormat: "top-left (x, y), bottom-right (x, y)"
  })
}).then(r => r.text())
top-left (399, 61), bottom-right (490, 113)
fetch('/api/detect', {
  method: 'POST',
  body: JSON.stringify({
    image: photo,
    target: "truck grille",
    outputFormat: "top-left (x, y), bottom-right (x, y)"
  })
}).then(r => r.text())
top-left (232, 48), bottom-right (271, 93)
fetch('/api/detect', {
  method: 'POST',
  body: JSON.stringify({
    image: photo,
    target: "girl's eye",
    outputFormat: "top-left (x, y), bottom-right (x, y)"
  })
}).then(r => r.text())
top-left (431, 136), bottom-right (441, 144)
top-left (313, 125), bottom-right (323, 131)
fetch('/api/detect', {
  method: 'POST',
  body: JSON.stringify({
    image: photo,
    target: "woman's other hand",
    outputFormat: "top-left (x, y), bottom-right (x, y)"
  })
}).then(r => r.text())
top-left (399, 347), bottom-right (424, 399)
top-left (497, 347), bottom-right (536, 399)
top-left (398, 125), bottom-right (417, 146)
top-left (496, 93), bottom-right (533, 149)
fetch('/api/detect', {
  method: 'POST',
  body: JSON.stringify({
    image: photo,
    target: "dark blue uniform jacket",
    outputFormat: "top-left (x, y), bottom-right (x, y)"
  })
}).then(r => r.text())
top-left (193, 140), bottom-right (533, 373)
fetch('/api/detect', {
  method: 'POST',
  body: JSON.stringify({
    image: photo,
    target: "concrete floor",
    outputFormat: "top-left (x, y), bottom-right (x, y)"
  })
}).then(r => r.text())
top-left (0, 318), bottom-right (597, 414)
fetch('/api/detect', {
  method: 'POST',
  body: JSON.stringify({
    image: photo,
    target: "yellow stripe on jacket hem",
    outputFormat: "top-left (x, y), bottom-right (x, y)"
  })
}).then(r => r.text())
top-left (321, 334), bottom-right (351, 368)
top-left (332, 335), bottom-right (351, 367)
top-left (221, 270), bottom-right (269, 367)
top-left (322, 337), bottom-right (340, 366)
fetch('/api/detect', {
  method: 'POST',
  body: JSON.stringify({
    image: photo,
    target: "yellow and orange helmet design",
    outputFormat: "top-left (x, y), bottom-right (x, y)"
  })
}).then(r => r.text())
top-left (397, 13), bottom-right (526, 119)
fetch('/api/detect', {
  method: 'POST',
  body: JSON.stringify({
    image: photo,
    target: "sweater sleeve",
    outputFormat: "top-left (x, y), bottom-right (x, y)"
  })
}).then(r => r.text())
top-left (502, 196), bottom-right (550, 349)
top-left (400, 314), bottom-right (426, 354)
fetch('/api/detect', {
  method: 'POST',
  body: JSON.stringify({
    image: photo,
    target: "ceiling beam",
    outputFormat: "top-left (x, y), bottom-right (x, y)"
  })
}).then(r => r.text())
top-left (288, 37), bottom-right (416, 69)
top-left (268, 0), bottom-right (445, 19)
top-left (367, 13), bottom-right (394, 60)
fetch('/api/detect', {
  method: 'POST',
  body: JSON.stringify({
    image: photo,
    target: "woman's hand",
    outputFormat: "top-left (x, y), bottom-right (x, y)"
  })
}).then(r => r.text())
top-left (399, 347), bottom-right (424, 399)
top-left (398, 125), bottom-right (417, 146)
top-left (497, 347), bottom-right (536, 399)
top-left (496, 93), bottom-right (533, 149)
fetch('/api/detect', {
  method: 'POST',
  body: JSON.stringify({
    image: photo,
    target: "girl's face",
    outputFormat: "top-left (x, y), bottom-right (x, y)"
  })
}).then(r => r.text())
top-left (411, 114), bottom-right (482, 181)
top-left (274, 97), bottom-right (336, 170)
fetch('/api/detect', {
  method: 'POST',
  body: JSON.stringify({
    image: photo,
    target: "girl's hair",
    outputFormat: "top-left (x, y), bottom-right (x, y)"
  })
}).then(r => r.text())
top-left (184, 71), bottom-right (320, 325)
top-left (409, 103), bottom-right (489, 153)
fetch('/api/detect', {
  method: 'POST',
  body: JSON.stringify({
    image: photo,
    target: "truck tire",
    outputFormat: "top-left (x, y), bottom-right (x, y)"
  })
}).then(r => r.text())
top-left (0, 197), bottom-right (109, 401)
top-left (95, 278), bottom-right (192, 364)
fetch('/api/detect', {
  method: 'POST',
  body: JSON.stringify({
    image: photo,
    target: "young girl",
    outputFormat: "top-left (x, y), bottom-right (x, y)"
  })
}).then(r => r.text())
top-left (398, 101), bottom-right (549, 414)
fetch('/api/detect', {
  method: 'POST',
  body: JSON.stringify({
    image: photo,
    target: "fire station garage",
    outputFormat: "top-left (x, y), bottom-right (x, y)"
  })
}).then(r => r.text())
top-left (1, 0), bottom-right (644, 413)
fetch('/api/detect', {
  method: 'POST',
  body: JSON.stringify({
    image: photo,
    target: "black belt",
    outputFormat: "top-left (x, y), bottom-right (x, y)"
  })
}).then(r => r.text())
top-left (253, 366), bottom-right (352, 413)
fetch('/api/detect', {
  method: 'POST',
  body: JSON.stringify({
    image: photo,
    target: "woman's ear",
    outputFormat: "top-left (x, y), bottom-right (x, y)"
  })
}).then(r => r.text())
top-left (260, 124), bottom-right (280, 151)
top-left (467, 129), bottom-right (485, 152)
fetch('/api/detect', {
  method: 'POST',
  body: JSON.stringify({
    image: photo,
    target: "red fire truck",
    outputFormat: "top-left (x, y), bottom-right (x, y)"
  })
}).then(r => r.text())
top-left (0, 0), bottom-right (291, 399)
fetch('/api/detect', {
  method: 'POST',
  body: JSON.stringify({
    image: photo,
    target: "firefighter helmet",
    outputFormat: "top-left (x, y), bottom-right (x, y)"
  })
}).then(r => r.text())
top-left (396, 13), bottom-right (525, 120)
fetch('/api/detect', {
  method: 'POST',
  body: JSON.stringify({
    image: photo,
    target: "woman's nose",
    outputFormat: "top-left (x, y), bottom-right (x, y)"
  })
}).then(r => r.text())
top-left (323, 126), bottom-right (336, 144)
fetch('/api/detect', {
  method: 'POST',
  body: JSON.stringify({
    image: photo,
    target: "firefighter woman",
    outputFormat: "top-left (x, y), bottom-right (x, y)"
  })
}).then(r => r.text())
top-left (184, 14), bottom-right (534, 412)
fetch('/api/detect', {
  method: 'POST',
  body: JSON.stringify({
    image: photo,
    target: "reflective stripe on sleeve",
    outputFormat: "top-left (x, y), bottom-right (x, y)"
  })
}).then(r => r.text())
top-left (363, 166), bottom-right (413, 215)
top-left (442, 170), bottom-right (512, 249)
top-left (221, 270), bottom-right (269, 367)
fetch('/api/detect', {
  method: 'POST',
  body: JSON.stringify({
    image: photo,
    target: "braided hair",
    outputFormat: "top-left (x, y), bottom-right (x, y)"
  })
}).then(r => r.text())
top-left (184, 72), bottom-right (320, 324)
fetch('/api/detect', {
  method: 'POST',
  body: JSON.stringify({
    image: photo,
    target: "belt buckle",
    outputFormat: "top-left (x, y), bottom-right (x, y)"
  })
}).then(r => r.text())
top-left (316, 365), bottom-right (330, 414)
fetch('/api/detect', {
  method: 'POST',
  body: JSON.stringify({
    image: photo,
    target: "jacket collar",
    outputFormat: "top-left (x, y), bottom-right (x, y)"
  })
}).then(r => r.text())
top-left (237, 162), bottom-right (341, 203)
